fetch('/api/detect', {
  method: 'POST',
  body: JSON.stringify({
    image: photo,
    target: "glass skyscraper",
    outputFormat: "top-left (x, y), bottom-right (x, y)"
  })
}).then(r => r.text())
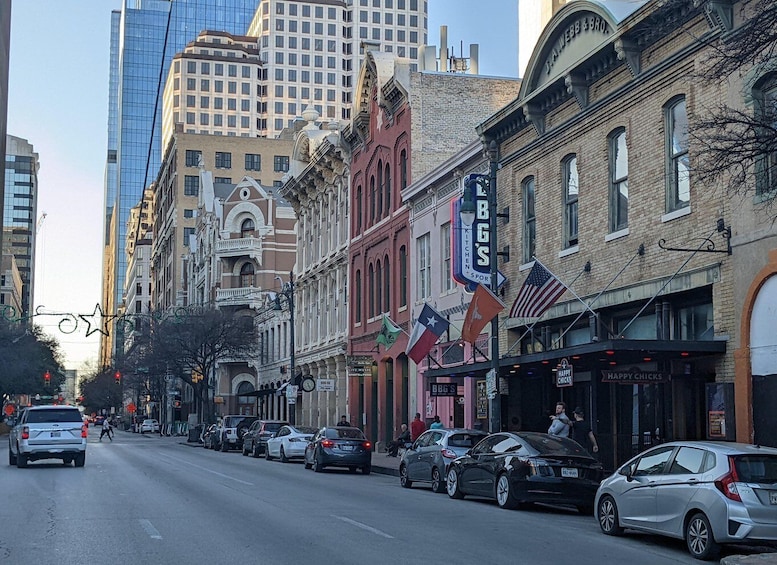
top-left (102, 0), bottom-right (259, 359)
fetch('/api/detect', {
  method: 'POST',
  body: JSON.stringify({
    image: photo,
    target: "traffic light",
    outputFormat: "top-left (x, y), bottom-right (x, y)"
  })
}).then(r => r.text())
top-left (114, 371), bottom-right (121, 385)
top-left (44, 371), bottom-right (51, 385)
top-left (174, 400), bottom-right (181, 408)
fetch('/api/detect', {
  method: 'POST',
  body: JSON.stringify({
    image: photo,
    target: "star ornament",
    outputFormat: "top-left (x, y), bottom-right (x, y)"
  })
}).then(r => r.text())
top-left (425, 315), bottom-right (438, 328)
top-left (79, 303), bottom-right (115, 337)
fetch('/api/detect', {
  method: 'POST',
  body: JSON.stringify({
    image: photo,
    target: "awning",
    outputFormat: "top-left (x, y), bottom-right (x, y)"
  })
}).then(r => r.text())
top-left (423, 338), bottom-right (727, 379)
top-left (243, 389), bottom-right (277, 397)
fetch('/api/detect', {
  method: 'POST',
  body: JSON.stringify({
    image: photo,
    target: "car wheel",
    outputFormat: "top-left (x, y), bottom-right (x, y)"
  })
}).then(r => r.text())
top-left (362, 464), bottom-right (371, 475)
top-left (9, 446), bottom-right (17, 466)
top-left (496, 473), bottom-right (519, 510)
top-left (304, 458), bottom-right (313, 470)
top-left (686, 512), bottom-right (720, 561)
top-left (220, 438), bottom-right (229, 452)
top-left (62, 458), bottom-right (72, 466)
top-left (74, 453), bottom-right (85, 468)
top-left (446, 467), bottom-right (464, 499)
top-left (266, 447), bottom-right (274, 461)
top-left (241, 444), bottom-right (248, 456)
top-left (16, 453), bottom-right (28, 468)
top-left (597, 495), bottom-right (623, 536)
top-left (399, 464), bottom-right (412, 488)
top-left (280, 446), bottom-right (289, 463)
top-left (431, 467), bottom-right (446, 493)
top-left (252, 443), bottom-right (260, 458)
top-left (313, 451), bottom-right (324, 473)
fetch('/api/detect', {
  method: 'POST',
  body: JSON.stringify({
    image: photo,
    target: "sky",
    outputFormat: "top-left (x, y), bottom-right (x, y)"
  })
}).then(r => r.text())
top-left (7, 0), bottom-right (519, 372)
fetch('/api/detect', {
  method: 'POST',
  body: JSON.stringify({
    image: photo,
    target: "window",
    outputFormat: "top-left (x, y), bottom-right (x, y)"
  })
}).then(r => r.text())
top-left (666, 97), bottom-right (690, 212)
top-left (355, 186), bottom-right (362, 233)
top-left (609, 128), bottom-right (629, 232)
top-left (563, 155), bottom-right (579, 248)
top-left (245, 154), bottom-right (261, 171)
top-left (240, 263), bottom-right (255, 287)
top-left (183, 227), bottom-right (195, 245)
top-left (399, 245), bottom-right (407, 307)
top-left (400, 149), bottom-right (408, 190)
top-left (383, 255), bottom-right (390, 312)
top-left (755, 75), bottom-right (777, 196)
top-left (669, 447), bottom-right (709, 474)
top-left (676, 302), bottom-right (714, 340)
top-left (368, 264), bottom-right (375, 318)
top-left (384, 163), bottom-right (391, 212)
top-left (369, 175), bottom-right (376, 221)
top-left (633, 446), bottom-right (674, 476)
top-left (185, 150), bottom-right (201, 167)
top-left (183, 209), bottom-right (194, 218)
top-left (376, 260), bottom-right (382, 316)
top-left (522, 177), bottom-right (536, 263)
top-left (377, 163), bottom-right (383, 218)
top-left (274, 155), bottom-right (289, 172)
top-left (240, 218), bottom-right (255, 237)
top-left (441, 222), bottom-right (453, 291)
top-left (417, 233), bottom-right (431, 300)
top-left (355, 270), bottom-right (362, 323)
top-left (186, 95), bottom-right (195, 108)
top-left (215, 152), bottom-right (232, 168)
top-left (184, 175), bottom-right (200, 196)
top-left (215, 177), bottom-right (231, 184)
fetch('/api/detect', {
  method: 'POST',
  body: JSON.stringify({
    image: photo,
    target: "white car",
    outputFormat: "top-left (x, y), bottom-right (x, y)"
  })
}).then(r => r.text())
top-left (265, 425), bottom-right (318, 462)
top-left (140, 419), bottom-right (160, 433)
top-left (9, 405), bottom-right (87, 467)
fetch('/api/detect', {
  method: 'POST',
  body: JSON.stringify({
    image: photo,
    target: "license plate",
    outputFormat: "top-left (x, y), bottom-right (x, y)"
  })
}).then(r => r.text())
top-left (51, 431), bottom-right (60, 438)
top-left (769, 491), bottom-right (777, 505)
top-left (561, 467), bottom-right (578, 478)
top-left (340, 445), bottom-right (353, 451)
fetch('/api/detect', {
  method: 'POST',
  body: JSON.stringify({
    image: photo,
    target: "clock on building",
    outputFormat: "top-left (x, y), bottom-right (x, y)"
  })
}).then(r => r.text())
top-left (301, 377), bottom-right (316, 393)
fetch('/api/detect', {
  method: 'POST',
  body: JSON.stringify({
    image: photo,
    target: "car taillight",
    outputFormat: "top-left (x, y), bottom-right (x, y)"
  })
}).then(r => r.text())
top-left (363, 441), bottom-right (371, 449)
top-left (715, 456), bottom-right (742, 502)
top-left (529, 458), bottom-right (554, 477)
top-left (21, 426), bottom-right (29, 440)
top-left (81, 424), bottom-right (88, 438)
top-left (441, 448), bottom-right (457, 459)
top-left (321, 439), bottom-right (335, 448)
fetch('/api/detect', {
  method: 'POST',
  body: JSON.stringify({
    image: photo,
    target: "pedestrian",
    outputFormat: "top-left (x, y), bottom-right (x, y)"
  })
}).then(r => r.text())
top-left (387, 423), bottom-right (411, 457)
top-left (337, 414), bottom-right (351, 427)
top-left (410, 412), bottom-right (426, 441)
top-left (99, 417), bottom-right (113, 441)
top-left (429, 415), bottom-right (444, 429)
top-left (548, 401), bottom-right (571, 438)
top-left (571, 407), bottom-right (599, 455)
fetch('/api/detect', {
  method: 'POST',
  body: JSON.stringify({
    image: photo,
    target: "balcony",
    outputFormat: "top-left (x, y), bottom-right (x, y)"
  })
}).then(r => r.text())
top-left (216, 237), bottom-right (262, 263)
top-left (215, 286), bottom-right (264, 309)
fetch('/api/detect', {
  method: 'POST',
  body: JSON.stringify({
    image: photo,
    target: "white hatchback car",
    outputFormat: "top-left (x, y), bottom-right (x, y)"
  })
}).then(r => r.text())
top-left (140, 419), bottom-right (160, 433)
top-left (265, 425), bottom-right (318, 462)
top-left (595, 441), bottom-right (777, 560)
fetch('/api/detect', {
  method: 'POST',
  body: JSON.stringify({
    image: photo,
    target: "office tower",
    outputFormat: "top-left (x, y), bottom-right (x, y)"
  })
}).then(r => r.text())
top-left (0, 0), bottom-right (11, 255)
top-left (2, 135), bottom-right (39, 318)
top-left (102, 0), bottom-right (260, 362)
top-left (246, 0), bottom-right (428, 137)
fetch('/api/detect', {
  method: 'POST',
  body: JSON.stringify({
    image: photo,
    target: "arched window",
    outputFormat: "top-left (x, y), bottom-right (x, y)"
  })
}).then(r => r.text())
top-left (240, 262), bottom-right (255, 287)
top-left (383, 254), bottom-right (390, 312)
top-left (377, 160), bottom-right (383, 219)
top-left (562, 155), bottom-right (579, 248)
top-left (522, 177), bottom-right (536, 263)
top-left (369, 175), bottom-right (376, 222)
top-left (665, 96), bottom-right (690, 212)
top-left (608, 128), bottom-right (629, 232)
top-left (237, 381), bottom-right (255, 415)
top-left (240, 218), bottom-right (255, 238)
top-left (399, 245), bottom-right (407, 307)
top-left (754, 75), bottom-right (777, 196)
top-left (376, 259), bottom-right (383, 316)
top-left (355, 185), bottom-right (363, 233)
top-left (368, 264), bottom-right (375, 319)
top-left (400, 149), bottom-right (408, 190)
top-left (355, 270), bottom-right (362, 324)
top-left (384, 163), bottom-right (391, 212)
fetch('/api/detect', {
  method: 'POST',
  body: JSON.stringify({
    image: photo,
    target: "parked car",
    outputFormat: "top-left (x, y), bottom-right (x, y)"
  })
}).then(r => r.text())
top-left (201, 424), bottom-right (219, 449)
top-left (242, 419), bottom-right (289, 457)
top-left (217, 415), bottom-right (258, 452)
top-left (446, 431), bottom-right (602, 513)
top-left (400, 428), bottom-right (488, 493)
top-left (9, 405), bottom-right (88, 467)
top-left (140, 419), bottom-right (160, 434)
top-left (304, 426), bottom-right (372, 474)
top-left (595, 441), bottom-right (777, 560)
top-left (265, 425), bottom-right (318, 462)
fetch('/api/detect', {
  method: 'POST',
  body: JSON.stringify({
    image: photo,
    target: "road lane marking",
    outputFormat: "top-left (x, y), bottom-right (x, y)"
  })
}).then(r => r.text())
top-left (156, 454), bottom-right (254, 486)
top-left (331, 515), bottom-right (394, 539)
top-left (139, 519), bottom-right (162, 540)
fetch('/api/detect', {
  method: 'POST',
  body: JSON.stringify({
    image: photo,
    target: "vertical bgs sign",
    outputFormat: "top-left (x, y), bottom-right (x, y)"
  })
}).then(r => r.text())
top-left (452, 176), bottom-right (505, 292)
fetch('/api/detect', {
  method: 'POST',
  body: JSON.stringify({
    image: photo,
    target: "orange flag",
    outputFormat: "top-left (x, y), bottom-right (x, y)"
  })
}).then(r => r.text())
top-left (461, 284), bottom-right (505, 343)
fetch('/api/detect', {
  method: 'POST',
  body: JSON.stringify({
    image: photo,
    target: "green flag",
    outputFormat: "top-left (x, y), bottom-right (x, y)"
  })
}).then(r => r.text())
top-left (376, 314), bottom-right (401, 349)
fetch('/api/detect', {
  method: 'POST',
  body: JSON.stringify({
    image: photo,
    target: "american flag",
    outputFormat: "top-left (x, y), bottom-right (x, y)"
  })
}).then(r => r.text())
top-left (509, 261), bottom-right (566, 319)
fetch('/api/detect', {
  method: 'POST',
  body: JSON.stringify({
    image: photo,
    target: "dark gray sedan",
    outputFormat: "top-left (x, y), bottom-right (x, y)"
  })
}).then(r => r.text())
top-left (400, 428), bottom-right (488, 493)
top-left (304, 426), bottom-right (372, 474)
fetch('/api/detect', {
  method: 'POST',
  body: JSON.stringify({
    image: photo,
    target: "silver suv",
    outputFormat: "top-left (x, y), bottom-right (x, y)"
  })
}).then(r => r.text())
top-left (9, 405), bottom-right (87, 467)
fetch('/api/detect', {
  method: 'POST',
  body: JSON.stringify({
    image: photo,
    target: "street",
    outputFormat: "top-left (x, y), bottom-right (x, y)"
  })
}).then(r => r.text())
top-left (0, 430), bottom-right (771, 565)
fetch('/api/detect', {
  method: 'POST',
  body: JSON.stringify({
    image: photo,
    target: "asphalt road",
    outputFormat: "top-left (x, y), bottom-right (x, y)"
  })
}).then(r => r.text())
top-left (1, 430), bottom-right (773, 565)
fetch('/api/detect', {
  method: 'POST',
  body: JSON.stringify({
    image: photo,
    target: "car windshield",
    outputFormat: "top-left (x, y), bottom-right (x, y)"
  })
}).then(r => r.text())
top-left (326, 427), bottom-right (365, 439)
top-left (448, 433), bottom-right (486, 448)
top-left (520, 433), bottom-right (590, 456)
top-left (733, 455), bottom-right (777, 483)
top-left (26, 409), bottom-right (83, 423)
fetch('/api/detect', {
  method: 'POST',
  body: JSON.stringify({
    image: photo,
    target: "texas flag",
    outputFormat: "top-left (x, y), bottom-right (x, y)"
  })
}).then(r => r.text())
top-left (405, 304), bottom-right (449, 364)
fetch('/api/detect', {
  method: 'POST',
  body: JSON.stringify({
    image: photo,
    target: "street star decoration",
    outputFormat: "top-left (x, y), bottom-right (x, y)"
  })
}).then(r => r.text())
top-left (79, 303), bottom-right (116, 337)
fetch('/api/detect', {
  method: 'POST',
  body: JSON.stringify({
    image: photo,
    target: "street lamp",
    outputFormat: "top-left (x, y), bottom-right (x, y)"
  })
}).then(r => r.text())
top-left (460, 140), bottom-right (502, 433)
top-left (274, 272), bottom-right (296, 425)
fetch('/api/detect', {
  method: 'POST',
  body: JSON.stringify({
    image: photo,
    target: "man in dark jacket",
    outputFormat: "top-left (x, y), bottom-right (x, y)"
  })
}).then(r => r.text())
top-left (387, 423), bottom-right (411, 457)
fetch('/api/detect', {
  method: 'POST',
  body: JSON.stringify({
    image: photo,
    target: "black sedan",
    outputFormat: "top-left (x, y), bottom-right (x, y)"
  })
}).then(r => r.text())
top-left (446, 431), bottom-right (603, 513)
top-left (304, 426), bottom-right (372, 474)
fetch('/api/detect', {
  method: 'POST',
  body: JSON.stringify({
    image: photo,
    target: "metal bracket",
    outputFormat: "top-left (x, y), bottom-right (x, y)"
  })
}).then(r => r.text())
top-left (658, 218), bottom-right (732, 255)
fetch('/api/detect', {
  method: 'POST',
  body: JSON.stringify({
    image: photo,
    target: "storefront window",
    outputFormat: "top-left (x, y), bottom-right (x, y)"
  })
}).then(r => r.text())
top-left (616, 314), bottom-right (656, 339)
top-left (676, 303), bottom-right (714, 340)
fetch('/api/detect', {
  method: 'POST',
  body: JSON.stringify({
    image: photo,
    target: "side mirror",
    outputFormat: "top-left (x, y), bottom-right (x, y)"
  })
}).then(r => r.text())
top-left (619, 465), bottom-right (634, 481)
